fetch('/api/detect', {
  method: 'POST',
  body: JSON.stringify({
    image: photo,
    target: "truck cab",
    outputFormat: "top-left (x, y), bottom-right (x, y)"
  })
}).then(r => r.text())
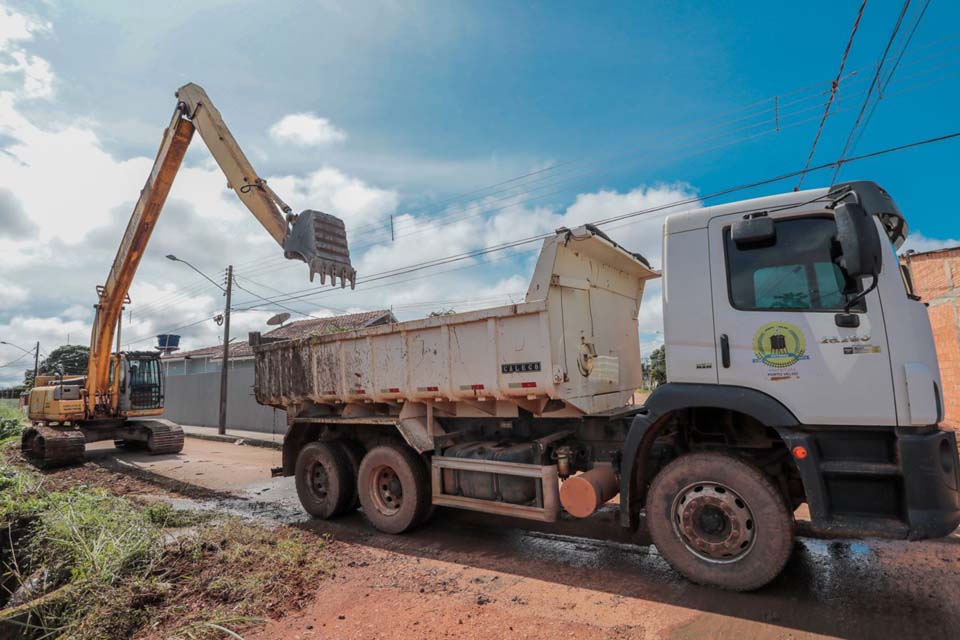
top-left (648, 180), bottom-right (959, 541)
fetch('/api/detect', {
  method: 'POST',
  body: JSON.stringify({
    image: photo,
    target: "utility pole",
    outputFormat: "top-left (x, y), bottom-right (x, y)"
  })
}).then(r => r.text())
top-left (32, 341), bottom-right (39, 385)
top-left (218, 265), bottom-right (233, 435)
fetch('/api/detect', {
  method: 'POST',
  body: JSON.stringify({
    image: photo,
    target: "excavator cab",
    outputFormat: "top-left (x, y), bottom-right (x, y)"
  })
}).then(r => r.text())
top-left (116, 352), bottom-right (164, 413)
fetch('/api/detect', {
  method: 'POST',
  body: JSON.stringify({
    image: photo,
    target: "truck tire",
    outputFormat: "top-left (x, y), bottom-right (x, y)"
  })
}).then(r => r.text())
top-left (295, 441), bottom-right (353, 519)
top-left (645, 451), bottom-right (793, 591)
top-left (333, 439), bottom-right (365, 512)
top-left (358, 444), bottom-right (431, 534)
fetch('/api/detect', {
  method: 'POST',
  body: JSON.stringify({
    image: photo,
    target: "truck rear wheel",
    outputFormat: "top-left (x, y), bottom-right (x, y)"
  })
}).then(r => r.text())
top-left (358, 444), bottom-right (431, 534)
top-left (295, 441), bottom-right (353, 519)
top-left (646, 451), bottom-right (793, 591)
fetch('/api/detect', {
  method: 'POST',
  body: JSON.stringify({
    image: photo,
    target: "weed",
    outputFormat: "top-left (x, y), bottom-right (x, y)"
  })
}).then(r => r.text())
top-left (144, 502), bottom-right (210, 529)
top-left (0, 455), bottom-right (332, 639)
top-left (0, 401), bottom-right (26, 446)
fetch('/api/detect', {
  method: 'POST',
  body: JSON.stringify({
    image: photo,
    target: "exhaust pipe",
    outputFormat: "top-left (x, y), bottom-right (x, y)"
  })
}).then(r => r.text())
top-left (559, 465), bottom-right (619, 518)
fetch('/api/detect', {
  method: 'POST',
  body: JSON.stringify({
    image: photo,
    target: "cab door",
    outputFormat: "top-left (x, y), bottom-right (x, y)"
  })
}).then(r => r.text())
top-left (708, 212), bottom-right (896, 426)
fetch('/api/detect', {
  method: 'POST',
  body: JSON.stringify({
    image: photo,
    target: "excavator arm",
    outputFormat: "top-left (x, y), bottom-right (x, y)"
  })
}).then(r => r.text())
top-left (86, 83), bottom-right (355, 414)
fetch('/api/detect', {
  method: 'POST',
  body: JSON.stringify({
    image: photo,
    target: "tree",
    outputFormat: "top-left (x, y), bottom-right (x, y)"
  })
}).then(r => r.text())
top-left (648, 345), bottom-right (666, 388)
top-left (23, 345), bottom-right (90, 388)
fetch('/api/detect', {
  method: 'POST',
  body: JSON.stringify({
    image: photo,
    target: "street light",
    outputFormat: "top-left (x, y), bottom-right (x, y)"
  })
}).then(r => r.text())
top-left (1, 340), bottom-right (40, 385)
top-left (165, 255), bottom-right (225, 292)
top-left (166, 254), bottom-right (233, 435)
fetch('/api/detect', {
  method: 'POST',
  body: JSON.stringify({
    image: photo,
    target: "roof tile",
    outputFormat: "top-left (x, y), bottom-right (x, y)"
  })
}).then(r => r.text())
top-left (162, 309), bottom-right (395, 361)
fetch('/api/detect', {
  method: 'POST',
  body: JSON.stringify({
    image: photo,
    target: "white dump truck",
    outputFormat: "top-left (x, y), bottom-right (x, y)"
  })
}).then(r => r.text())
top-left (250, 180), bottom-right (960, 590)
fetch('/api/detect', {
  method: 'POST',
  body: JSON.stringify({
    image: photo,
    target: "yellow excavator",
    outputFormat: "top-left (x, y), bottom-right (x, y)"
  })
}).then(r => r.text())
top-left (21, 83), bottom-right (355, 467)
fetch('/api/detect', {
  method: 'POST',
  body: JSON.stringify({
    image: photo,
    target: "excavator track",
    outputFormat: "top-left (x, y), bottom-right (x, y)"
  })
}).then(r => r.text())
top-left (129, 419), bottom-right (185, 455)
top-left (21, 425), bottom-right (86, 468)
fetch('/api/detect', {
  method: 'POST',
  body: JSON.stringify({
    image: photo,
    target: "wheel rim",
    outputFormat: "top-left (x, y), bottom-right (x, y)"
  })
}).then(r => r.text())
top-left (671, 481), bottom-right (756, 564)
top-left (309, 460), bottom-right (330, 502)
top-left (369, 464), bottom-right (403, 516)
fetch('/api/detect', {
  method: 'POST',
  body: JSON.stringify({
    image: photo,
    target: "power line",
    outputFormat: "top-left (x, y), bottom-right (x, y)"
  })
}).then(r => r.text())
top-left (226, 72), bottom-right (853, 276)
top-left (231, 275), bottom-right (327, 320)
top-left (126, 39), bottom-right (960, 314)
top-left (796, 0), bottom-right (868, 191)
top-left (228, 249), bottom-right (531, 315)
top-left (847, 0), bottom-right (933, 162)
top-left (241, 56), bottom-right (949, 283)
top-left (233, 273), bottom-right (351, 314)
top-left (232, 130), bottom-right (960, 311)
top-left (830, 0), bottom-right (913, 185)
top-left (0, 352), bottom-right (31, 368)
top-left (133, 129), bottom-right (960, 344)
top-left (241, 95), bottom-right (843, 282)
top-left (172, 41), bottom-right (959, 289)
top-left (882, 0), bottom-right (932, 93)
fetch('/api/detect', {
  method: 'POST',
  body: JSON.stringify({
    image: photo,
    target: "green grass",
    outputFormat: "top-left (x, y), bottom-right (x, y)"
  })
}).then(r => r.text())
top-left (0, 463), bottom-right (165, 637)
top-left (0, 401), bottom-right (26, 445)
top-left (0, 458), bottom-right (332, 640)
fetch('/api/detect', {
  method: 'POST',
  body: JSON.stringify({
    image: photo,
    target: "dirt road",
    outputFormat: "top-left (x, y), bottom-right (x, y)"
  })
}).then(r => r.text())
top-left (84, 438), bottom-right (960, 640)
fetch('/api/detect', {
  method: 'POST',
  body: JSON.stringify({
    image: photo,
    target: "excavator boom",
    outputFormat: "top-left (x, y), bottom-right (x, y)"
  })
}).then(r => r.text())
top-left (85, 83), bottom-right (356, 413)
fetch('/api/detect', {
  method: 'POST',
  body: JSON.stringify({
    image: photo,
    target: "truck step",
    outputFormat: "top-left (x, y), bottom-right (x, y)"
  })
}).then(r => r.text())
top-left (810, 514), bottom-right (910, 539)
top-left (819, 461), bottom-right (901, 476)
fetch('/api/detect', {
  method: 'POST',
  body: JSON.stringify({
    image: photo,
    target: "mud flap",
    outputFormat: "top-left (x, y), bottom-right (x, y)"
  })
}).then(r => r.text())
top-left (282, 210), bottom-right (356, 288)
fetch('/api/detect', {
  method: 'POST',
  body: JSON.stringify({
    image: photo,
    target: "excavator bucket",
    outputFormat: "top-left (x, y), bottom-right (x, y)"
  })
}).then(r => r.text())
top-left (283, 210), bottom-right (357, 288)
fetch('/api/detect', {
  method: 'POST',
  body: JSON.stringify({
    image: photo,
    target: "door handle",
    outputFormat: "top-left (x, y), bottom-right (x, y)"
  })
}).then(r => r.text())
top-left (720, 334), bottom-right (730, 368)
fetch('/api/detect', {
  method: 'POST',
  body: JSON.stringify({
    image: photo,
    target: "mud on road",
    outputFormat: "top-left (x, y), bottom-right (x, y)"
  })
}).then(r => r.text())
top-left (74, 438), bottom-right (960, 639)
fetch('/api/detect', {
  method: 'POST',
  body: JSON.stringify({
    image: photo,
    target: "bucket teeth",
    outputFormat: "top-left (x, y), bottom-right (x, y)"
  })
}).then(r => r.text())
top-left (282, 209), bottom-right (357, 289)
top-left (308, 258), bottom-right (356, 289)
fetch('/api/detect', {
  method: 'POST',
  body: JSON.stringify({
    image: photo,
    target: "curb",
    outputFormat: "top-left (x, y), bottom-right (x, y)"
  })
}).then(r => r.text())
top-left (183, 430), bottom-right (282, 450)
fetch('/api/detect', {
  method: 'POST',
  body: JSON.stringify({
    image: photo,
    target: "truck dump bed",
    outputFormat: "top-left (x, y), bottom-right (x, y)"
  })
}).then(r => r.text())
top-left (252, 226), bottom-right (659, 418)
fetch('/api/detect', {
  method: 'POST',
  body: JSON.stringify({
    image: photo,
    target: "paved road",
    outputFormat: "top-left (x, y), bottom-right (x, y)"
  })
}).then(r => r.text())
top-left (86, 438), bottom-right (960, 639)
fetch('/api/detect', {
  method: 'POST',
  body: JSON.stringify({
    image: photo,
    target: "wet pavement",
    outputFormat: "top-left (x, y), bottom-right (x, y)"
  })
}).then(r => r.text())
top-left (86, 438), bottom-right (960, 639)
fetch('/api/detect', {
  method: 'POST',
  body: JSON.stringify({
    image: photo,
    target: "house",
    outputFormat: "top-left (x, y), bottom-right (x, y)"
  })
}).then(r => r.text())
top-left (160, 309), bottom-right (396, 434)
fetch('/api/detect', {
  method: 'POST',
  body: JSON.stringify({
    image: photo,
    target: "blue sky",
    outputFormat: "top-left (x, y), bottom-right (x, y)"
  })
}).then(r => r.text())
top-left (0, 1), bottom-right (957, 384)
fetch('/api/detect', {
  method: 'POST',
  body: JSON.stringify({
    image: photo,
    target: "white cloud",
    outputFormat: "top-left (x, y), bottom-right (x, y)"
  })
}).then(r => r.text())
top-left (0, 276), bottom-right (27, 307)
top-left (269, 113), bottom-right (347, 146)
top-left (0, 4), bottom-right (699, 387)
top-left (269, 166), bottom-right (398, 229)
top-left (899, 232), bottom-right (960, 255)
top-left (0, 5), bottom-right (50, 50)
top-left (0, 50), bottom-right (53, 98)
top-left (0, 5), bottom-right (53, 99)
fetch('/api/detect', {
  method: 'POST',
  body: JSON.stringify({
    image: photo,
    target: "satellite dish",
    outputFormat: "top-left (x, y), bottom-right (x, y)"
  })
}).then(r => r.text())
top-left (266, 312), bottom-right (291, 327)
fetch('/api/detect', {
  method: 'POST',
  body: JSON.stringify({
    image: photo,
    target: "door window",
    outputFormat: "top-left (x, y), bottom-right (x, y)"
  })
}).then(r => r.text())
top-left (725, 217), bottom-right (863, 312)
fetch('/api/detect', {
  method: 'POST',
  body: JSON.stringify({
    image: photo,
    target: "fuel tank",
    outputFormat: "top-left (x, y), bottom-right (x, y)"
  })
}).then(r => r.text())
top-left (441, 441), bottom-right (537, 504)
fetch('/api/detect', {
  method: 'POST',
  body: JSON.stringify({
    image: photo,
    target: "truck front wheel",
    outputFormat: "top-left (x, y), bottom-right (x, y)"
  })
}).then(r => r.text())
top-left (646, 451), bottom-right (793, 591)
top-left (358, 444), bottom-right (431, 534)
top-left (295, 441), bottom-right (353, 519)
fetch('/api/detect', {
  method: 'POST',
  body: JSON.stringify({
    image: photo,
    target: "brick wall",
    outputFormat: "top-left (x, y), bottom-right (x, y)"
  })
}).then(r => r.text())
top-left (902, 247), bottom-right (960, 429)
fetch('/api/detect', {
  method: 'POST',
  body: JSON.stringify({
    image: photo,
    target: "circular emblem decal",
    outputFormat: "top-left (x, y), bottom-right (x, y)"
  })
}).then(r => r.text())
top-left (753, 321), bottom-right (806, 368)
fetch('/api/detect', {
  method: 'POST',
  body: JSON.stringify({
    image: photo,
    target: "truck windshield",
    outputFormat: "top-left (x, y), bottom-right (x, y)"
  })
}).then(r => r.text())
top-left (725, 217), bottom-right (864, 312)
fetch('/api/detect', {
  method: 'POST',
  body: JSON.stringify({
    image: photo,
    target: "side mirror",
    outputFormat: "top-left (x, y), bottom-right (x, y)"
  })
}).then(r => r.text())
top-left (835, 201), bottom-right (882, 278)
top-left (731, 216), bottom-right (775, 246)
